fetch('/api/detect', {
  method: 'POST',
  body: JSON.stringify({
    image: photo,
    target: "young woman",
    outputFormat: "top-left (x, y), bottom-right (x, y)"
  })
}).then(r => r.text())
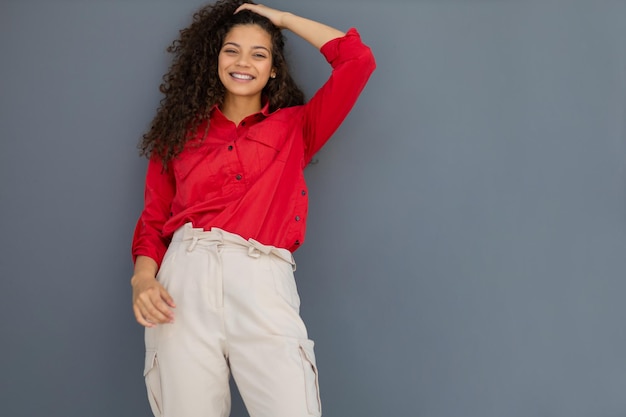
top-left (131, 1), bottom-right (375, 416)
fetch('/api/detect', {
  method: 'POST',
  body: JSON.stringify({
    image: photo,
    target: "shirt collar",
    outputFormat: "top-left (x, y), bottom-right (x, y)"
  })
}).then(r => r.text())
top-left (209, 99), bottom-right (271, 126)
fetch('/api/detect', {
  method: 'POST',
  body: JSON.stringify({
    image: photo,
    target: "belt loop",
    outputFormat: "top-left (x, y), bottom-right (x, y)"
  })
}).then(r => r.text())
top-left (187, 236), bottom-right (199, 252)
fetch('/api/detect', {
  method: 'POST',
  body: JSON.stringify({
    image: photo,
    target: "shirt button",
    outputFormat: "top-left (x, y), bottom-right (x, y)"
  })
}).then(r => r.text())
top-left (295, 215), bottom-right (301, 221)
top-left (228, 145), bottom-right (233, 151)
top-left (241, 121), bottom-right (246, 126)
top-left (301, 190), bottom-right (307, 196)
top-left (294, 240), bottom-right (300, 246)
top-left (236, 174), bottom-right (242, 180)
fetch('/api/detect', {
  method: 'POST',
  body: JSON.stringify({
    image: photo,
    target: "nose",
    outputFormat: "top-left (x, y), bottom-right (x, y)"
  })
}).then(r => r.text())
top-left (235, 54), bottom-right (250, 67)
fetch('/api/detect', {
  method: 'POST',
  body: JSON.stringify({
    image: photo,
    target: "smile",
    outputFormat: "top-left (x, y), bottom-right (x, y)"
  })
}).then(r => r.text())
top-left (230, 72), bottom-right (254, 80)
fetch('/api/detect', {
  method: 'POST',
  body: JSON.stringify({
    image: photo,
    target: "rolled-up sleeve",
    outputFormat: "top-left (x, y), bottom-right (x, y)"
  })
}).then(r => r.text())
top-left (131, 155), bottom-right (175, 267)
top-left (302, 28), bottom-right (377, 163)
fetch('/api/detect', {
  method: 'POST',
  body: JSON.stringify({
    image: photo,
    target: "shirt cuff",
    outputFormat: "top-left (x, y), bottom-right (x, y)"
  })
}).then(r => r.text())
top-left (320, 28), bottom-right (363, 64)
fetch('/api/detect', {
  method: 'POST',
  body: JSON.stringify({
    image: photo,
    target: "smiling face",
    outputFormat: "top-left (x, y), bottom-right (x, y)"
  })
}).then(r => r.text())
top-left (218, 24), bottom-right (276, 105)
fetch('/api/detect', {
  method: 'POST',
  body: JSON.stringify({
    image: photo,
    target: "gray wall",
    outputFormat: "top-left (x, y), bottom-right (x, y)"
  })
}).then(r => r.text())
top-left (2, 0), bottom-right (626, 416)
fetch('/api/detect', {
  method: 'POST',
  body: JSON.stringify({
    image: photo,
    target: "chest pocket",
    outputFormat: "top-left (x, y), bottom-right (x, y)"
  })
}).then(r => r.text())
top-left (172, 144), bottom-right (216, 180)
top-left (244, 120), bottom-right (291, 166)
top-left (246, 120), bottom-right (291, 157)
top-left (171, 143), bottom-right (220, 204)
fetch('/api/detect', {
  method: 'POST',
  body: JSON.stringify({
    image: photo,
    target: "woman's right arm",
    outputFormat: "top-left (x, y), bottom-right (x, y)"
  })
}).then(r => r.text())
top-left (131, 155), bottom-right (177, 327)
top-left (132, 255), bottom-right (175, 328)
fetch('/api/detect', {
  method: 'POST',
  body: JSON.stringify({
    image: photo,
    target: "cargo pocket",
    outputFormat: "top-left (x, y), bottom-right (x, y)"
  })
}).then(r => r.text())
top-left (144, 350), bottom-right (163, 417)
top-left (299, 339), bottom-right (322, 416)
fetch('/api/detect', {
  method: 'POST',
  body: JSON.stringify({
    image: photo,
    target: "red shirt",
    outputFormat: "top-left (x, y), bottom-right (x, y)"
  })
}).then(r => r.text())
top-left (132, 28), bottom-right (376, 266)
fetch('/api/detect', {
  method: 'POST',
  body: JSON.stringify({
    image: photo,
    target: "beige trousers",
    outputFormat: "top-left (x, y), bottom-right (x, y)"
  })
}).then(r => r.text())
top-left (143, 223), bottom-right (322, 417)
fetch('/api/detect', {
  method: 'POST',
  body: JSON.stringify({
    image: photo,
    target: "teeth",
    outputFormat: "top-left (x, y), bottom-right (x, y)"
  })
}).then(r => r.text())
top-left (232, 73), bottom-right (253, 80)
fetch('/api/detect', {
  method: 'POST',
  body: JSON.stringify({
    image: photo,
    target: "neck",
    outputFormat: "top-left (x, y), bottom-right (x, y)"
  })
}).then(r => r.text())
top-left (220, 94), bottom-right (262, 125)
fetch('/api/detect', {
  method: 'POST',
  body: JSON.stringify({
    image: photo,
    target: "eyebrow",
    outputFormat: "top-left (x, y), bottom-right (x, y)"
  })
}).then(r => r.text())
top-left (223, 42), bottom-right (271, 54)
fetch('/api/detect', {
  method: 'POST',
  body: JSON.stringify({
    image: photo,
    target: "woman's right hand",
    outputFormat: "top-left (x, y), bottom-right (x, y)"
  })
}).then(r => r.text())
top-left (131, 267), bottom-right (176, 328)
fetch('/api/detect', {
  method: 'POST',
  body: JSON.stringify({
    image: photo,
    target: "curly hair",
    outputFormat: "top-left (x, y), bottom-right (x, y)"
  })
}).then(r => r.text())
top-left (140, 0), bottom-right (305, 164)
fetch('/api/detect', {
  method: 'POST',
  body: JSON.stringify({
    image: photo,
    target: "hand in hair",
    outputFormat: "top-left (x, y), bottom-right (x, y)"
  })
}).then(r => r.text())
top-left (235, 3), bottom-right (345, 49)
top-left (235, 3), bottom-right (290, 28)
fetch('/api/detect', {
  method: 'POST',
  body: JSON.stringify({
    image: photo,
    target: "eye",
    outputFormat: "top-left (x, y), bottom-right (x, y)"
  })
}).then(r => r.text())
top-left (253, 53), bottom-right (267, 59)
top-left (222, 48), bottom-right (238, 55)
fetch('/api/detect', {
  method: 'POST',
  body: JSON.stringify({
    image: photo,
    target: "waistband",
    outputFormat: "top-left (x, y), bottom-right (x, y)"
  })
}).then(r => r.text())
top-left (172, 223), bottom-right (296, 270)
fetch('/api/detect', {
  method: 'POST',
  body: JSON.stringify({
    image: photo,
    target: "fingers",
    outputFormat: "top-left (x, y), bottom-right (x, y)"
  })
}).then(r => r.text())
top-left (133, 304), bottom-right (155, 328)
top-left (234, 3), bottom-right (261, 14)
top-left (235, 4), bottom-right (271, 17)
top-left (234, 4), bottom-right (287, 27)
top-left (133, 283), bottom-right (175, 327)
top-left (161, 287), bottom-right (176, 308)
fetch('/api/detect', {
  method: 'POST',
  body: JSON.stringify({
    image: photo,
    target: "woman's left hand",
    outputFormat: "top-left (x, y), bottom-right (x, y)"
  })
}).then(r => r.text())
top-left (234, 3), bottom-right (344, 50)
top-left (235, 3), bottom-right (291, 29)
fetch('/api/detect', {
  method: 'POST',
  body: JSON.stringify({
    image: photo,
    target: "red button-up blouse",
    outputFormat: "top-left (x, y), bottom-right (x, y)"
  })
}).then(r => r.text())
top-left (132, 28), bottom-right (376, 266)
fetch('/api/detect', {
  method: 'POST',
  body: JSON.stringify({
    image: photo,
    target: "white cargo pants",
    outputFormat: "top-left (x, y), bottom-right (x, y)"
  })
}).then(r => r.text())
top-left (143, 223), bottom-right (321, 417)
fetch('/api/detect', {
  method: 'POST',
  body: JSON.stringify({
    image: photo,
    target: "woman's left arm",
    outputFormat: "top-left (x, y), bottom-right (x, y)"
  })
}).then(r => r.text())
top-left (235, 3), bottom-right (344, 49)
top-left (237, 4), bottom-right (376, 161)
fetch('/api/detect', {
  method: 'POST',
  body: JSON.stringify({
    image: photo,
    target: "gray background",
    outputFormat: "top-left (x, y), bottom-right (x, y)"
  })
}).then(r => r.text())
top-left (1, 0), bottom-right (625, 416)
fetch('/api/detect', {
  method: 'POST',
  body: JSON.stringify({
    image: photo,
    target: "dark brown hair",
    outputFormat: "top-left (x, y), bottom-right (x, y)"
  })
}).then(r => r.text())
top-left (140, 0), bottom-right (305, 164)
